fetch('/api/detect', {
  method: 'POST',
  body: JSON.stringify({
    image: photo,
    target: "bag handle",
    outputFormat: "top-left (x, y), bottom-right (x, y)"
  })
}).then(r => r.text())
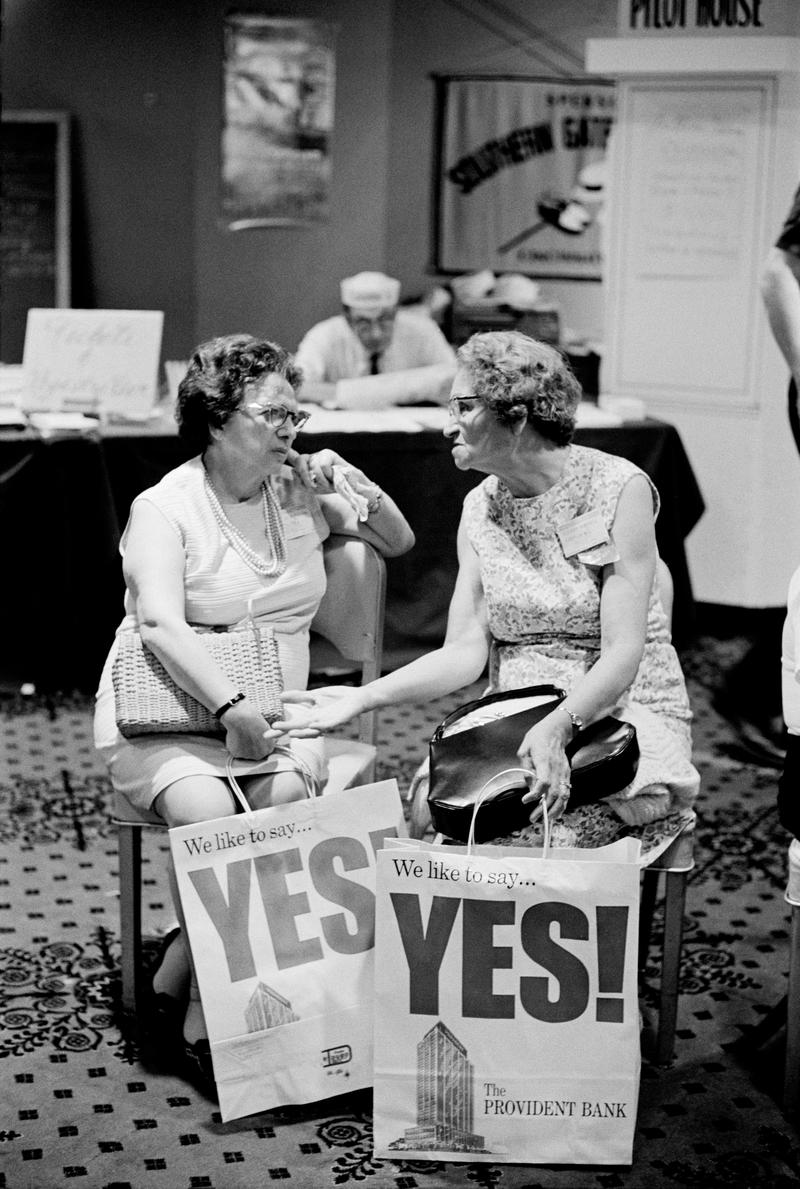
top-left (466, 766), bottom-right (550, 858)
top-left (224, 749), bottom-right (319, 825)
top-left (225, 754), bottom-right (254, 815)
top-left (432, 684), bottom-right (566, 742)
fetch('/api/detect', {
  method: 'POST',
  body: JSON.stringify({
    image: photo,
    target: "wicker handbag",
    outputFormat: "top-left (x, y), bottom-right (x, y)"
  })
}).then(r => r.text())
top-left (112, 620), bottom-right (284, 739)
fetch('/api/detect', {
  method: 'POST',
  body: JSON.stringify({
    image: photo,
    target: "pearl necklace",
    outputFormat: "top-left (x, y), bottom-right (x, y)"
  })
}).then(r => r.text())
top-left (203, 471), bottom-right (287, 577)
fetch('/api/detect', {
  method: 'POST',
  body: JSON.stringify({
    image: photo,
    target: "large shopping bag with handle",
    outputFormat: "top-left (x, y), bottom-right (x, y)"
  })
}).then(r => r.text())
top-left (169, 773), bottom-right (406, 1122)
top-left (372, 795), bottom-right (642, 1166)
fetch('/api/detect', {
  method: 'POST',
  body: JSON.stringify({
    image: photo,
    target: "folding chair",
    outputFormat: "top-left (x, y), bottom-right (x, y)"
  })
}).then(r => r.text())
top-left (638, 827), bottom-right (695, 1065)
top-left (111, 533), bottom-right (386, 1017)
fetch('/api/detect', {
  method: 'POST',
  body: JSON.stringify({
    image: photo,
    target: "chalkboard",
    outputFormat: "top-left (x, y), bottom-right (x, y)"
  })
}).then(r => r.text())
top-left (1, 111), bottom-right (71, 363)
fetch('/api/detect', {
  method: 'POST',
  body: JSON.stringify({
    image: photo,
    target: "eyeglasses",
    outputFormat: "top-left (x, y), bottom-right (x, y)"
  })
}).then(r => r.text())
top-left (446, 394), bottom-right (483, 421)
top-left (349, 313), bottom-right (396, 333)
top-left (241, 403), bottom-right (311, 430)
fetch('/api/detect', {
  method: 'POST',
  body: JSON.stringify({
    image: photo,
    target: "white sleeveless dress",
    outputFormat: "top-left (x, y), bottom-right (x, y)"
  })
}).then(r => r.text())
top-left (94, 457), bottom-right (328, 811)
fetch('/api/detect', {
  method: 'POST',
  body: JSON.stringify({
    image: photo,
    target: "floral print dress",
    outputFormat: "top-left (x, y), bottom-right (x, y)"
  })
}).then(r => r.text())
top-left (462, 445), bottom-right (699, 858)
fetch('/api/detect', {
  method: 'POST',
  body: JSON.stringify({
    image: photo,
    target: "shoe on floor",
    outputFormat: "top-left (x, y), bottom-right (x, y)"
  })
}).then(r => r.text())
top-left (712, 695), bottom-right (786, 768)
top-left (182, 1036), bottom-right (218, 1101)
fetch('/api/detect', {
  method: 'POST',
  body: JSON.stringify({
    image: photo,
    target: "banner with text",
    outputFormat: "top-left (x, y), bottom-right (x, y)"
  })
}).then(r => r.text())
top-left (435, 77), bottom-right (615, 280)
top-left (373, 837), bottom-right (641, 1165)
top-left (170, 778), bottom-right (406, 1122)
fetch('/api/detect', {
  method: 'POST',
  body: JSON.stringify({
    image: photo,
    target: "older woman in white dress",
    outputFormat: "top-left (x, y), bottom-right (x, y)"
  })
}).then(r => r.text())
top-left (94, 334), bottom-right (414, 1080)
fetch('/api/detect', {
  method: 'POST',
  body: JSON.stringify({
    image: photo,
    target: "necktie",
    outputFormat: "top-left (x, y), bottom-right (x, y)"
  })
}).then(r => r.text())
top-left (369, 353), bottom-right (381, 375)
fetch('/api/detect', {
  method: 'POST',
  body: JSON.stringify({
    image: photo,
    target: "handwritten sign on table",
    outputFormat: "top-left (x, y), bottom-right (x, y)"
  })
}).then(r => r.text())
top-left (21, 308), bottom-right (163, 418)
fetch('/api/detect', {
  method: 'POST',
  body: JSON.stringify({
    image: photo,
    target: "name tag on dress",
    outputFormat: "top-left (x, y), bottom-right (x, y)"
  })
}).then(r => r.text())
top-left (556, 509), bottom-right (617, 565)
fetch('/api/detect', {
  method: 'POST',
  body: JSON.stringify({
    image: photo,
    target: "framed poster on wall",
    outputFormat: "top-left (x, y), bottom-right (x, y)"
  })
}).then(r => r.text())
top-left (1, 110), bottom-right (71, 363)
top-left (221, 14), bottom-right (337, 229)
top-left (433, 76), bottom-right (615, 280)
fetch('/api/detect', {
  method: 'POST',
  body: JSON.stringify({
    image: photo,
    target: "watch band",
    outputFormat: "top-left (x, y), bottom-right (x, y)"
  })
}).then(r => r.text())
top-left (215, 691), bottom-right (246, 720)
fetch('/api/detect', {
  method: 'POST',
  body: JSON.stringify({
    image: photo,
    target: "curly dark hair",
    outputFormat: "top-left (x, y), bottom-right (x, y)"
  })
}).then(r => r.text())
top-left (456, 330), bottom-right (581, 446)
top-left (175, 334), bottom-right (303, 453)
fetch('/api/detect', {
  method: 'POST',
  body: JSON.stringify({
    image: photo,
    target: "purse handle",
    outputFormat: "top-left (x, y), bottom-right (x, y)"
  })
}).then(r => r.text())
top-left (431, 684), bottom-right (566, 742)
top-left (466, 767), bottom-right (550, 858)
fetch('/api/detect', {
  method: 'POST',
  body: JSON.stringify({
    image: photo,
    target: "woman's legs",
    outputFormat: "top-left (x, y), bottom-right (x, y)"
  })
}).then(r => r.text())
top-left (154, 775), bottom-right (237, 1047)
top-left (239, 768), bottom-right (309, 808)
top-left (152, 767), bottom-right (310, 1048)
top-left (151, 929), bottom-right (190, 1001)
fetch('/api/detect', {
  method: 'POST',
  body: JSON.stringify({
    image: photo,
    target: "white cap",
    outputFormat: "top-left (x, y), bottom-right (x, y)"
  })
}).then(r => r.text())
top-left (340, 271), bottom-right (401, 315)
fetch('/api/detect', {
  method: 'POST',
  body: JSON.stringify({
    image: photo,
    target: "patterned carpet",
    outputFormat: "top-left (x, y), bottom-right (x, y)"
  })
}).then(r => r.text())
top-left (2, 638), bottom-right (800, 1189)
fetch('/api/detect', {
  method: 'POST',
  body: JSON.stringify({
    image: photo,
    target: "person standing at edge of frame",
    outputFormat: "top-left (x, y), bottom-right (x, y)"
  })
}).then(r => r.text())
top-left (714, 182), bottom-right (800, 768)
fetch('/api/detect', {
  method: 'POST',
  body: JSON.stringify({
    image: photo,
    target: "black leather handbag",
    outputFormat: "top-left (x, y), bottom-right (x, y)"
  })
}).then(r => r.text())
top-left (427, 685), bottom-right (640, 843)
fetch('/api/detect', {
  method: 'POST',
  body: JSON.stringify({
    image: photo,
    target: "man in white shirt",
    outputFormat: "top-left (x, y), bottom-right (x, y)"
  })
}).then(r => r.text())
top-left (294, 271), bottom-right (456, 406)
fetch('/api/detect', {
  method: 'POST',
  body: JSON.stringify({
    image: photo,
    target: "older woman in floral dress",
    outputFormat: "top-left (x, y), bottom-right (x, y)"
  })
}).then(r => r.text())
top-left (281, 330), bottom-right (698, 857)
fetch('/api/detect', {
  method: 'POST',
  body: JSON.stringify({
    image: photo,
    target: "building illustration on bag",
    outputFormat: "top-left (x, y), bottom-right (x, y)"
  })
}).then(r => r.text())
top-left (388, 1021), bottom-right (488, 1153)
top-left (244, 981), bottom-right (299, 1032)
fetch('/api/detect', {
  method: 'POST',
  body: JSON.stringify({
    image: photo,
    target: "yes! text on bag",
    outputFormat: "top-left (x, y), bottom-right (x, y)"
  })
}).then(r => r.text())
top-left (170, 778), bottom-right (406, 1122)
top-left (372, 834), bottom-right (642, 1165)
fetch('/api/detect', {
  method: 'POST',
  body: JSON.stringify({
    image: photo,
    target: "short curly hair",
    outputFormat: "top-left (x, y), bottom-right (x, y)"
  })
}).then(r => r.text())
top-left (456, 331), bottom-right (581, 446)
top-left (175, 334), bottom-right (303, 454)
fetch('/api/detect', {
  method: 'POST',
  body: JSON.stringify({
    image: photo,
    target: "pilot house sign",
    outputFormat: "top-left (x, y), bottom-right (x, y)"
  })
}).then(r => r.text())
top-left (434, 76), bottom-right (615, 281)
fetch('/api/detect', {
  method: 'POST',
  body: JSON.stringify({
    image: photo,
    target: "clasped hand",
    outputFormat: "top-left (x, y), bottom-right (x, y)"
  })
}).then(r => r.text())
top-left (275, 694), bottom-right (574, 827)
top-left (221, 702), bottom-right (320, 761)
top-left (274, 685), bottom-right (367, 734)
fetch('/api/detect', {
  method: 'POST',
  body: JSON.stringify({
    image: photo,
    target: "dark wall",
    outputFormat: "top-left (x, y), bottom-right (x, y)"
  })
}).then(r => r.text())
top-left (3, 0), bottom-right (615, 361)
top-left (3, 0), bottom-right (393, 362)
top-left (190, 0), bottom-right (393, 353)
top-left (3, 0), bottom-right (198, 361)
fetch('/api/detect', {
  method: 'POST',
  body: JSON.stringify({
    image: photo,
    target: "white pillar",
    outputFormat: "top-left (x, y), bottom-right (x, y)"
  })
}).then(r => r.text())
top-left (587, 35), bottom-right (800, 607)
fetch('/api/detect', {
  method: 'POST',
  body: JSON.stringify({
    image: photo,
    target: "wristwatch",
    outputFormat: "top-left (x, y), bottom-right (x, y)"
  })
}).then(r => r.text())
top-left (215, 691), bottom-right (246, 720)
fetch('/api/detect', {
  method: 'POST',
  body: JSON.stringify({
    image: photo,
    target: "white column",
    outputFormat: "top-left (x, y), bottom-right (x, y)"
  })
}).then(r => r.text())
top-left (587, 36), bottom-right (800, 606)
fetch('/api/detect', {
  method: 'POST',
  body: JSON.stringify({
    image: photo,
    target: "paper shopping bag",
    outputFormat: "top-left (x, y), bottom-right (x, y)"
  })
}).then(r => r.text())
top-left (372, 836), bottom-right (642, 1165)
top-left (169, 778), bottom-right (406, 1122)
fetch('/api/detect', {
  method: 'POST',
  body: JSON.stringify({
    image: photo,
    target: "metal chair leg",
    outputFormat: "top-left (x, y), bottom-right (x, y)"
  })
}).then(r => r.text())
top-left (639, 867), bottom-right (659, 972)
top-left (654, 868), bottom-right (687, 1066)
top-left (118, 823), bottom-right (143, 1018)
top-left (785, 904), bottom-right (800, 1113)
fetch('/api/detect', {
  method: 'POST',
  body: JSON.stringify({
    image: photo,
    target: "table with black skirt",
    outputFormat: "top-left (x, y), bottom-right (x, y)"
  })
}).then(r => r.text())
top-left (0, 408), bottom-right (704, 692)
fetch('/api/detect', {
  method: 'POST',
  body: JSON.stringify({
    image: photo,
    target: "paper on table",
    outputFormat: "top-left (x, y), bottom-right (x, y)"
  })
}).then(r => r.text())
top-left (300, 407), bottom-right (446, 434)
top-left (0, 366), bottom-right (28, 428)
top-left (0, 407), bottom-right (28, 428)
top-left (300, 400), bottom-right (623, 435)
top-left (575, 401), bottom-right (623, 427)
top-left (334, 363), bottom-right (455, 410)
top-left (596, 396), bottom-right (643, 423)
top-left (27, 411), bottom-right (101, 438)
top-left (0, 364), bottom-right (27, 398)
